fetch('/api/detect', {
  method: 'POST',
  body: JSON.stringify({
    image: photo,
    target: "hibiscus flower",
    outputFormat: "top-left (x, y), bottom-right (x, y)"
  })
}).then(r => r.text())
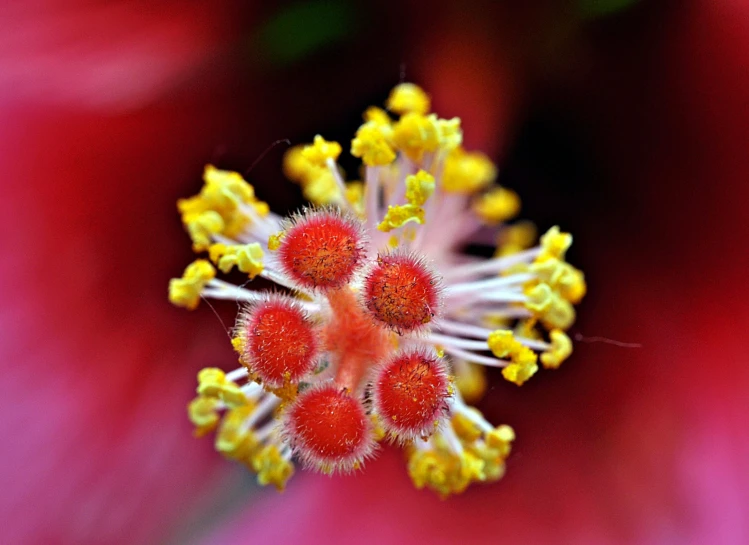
top-left (4, 1), bottom-right (747, 544)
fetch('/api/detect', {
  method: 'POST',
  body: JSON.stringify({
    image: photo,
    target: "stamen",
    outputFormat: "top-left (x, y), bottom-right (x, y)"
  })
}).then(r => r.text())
top-left (443, 247), bottom-right (541, 281)
top-left (173, 81), bottom-right (587, 495)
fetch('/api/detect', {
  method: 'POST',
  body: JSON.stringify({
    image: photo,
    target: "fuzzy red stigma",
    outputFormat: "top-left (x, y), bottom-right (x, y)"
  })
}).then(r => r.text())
top-left (372, 350), bottom-right (450, 440)
top-left (362, 253), bottom-right (441, 333)
top-left (239, 296), bottom-right (318, 387)
top-left (277, 210), bottom-right (366, 291)
top-left (285, 384), bottom-right (374, 472)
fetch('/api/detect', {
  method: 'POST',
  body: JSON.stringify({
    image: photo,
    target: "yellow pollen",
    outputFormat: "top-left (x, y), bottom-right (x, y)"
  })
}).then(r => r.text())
top-left (530, 258), bottom-right (587, 304)
top-left (386, 83), bottom-right (431, 115)
top-left (187, 396), bottom-right (222, 437)
top-left (208, 242), bottom-right (264, 278)
top-left (351, 121), bottom-right (396, 166)
top-left (473, 187), bottom-right (521, 224)
top-left (251, 445), bottom-right (294, 491)
top-left (178, 165), bottom-right (269, 250)
top-left (231, 335), bottom-right (245, 355)
top-left (441, 147), bottom-right (497, 193)
top-left (437, 117), bottom-right (463, 151)
top-left (267, 232), bottom-right (284, 251)
top-left (495, 221), bottom-right (538, 257)
top-left (392, 112), bottom-right (441, 162)
top-left (524, 283), bottom-right (576, 331)
top-left (487, 330), bottom-right (539, 386)
top-left (451, 411), bottom-right (483, 443)
top-left (404, 170), bottom-right (435, 206)
top-left (377, 204), bottom-right (425, 232)
top-left (541, 329), bottom-right (573, 369)
top-left (538, 225), bottom-right (573, 262)
top-left (363, 106), bottom-right (393, 126)
top-left (196, 367), bottom-right (247, 407)
top-left (168, 260), bottom-right (216, 310)
top-left (302, 135), bottom-right (342, 167)
top-left (215, 405), bottom-right (260, 460)
top-left (282, 145), bottom-right (318, 182)
top-left (377, 170), bottom-right (435, 232)
top-left (184, 211), bottom-right (225, 252)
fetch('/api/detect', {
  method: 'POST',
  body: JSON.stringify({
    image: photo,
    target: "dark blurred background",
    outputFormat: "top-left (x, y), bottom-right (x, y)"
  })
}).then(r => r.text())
top-left (2, 1), bottom-right (747, 544)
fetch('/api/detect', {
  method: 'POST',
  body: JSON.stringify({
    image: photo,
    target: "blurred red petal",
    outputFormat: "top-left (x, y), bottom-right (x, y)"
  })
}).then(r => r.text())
top-left (0, 1), bottom-right (235, 109)
top-left (0, 2), bottom-right (251, 543)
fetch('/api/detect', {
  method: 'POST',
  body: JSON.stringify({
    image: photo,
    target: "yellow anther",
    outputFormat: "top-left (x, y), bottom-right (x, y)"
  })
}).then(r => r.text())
top-left (266, 380), bottom-right (299, 405)
top-left (178, 165), bottom-right (270, 247)
top-left (196, 367), bottom-right (247, 407)
top-left (514, 318), bottom-right (542, 341)
top-left (538, 225), bottom-right (572, 262)
top-left (267, 232), bottom-right (284, 251)
top-left (184, 210), bottom-right (225, 252)
top-left (486, 329), bottom-right (518, 359)
top-left (377, 204), bottom-right (425, 232)
top-left (501, 354), bottom-right (538, 386)
top-left (525, 283), bottom-right (576, 331)
top-left (473, 187), bottom-right (521, 224)
top-left (530, 258), bottom-right (586, 304)
top-left (478, 453), bottom-right (507, 482)
top-left (451, 411), bottom-right (483, 443)
top-left (441, 147), bottom-right (497, 193)
top-left (457, 450), bottom-right (487, 491)
top-left (485, 425), bottom-right (515, 459)
top-left (388, 235), bottom-right (400, 248)
top-left (208, 243), bottom-right (227, 264)
top-left (168, 260), bottom-right (216, 310)
top-left (351, 121), bottom-right (396, 166)
top-left (301, 170), bottom-right (341, 205)
top-left (251, 445), bottom-right (294, 491)
top-left (437, 117), bottom-right (463, 151)
top-left (364, 106), bottom-right (392, 126)
top-left (392, 113), bottom-right (441, 162)
top-left (541, 329), bottom-right (573, 369)
top-left (302, 135), bottom-right (342, 167)
top-left (487, 330), bottom-right (539, 386)
top-left (407, 448), bottom-right (480, 498)
top-left (231, 335), bottom-right (245, 355)
top-left (405, 170), bottom-right (435, 206)
top-left (202, 166), bottom-right (270, 222)
top-left (386, 83), bottom-right (431, 115)
top-left (215, 405), bottom-right (259, 460)
top-left (187, 396), bottom-right (222, 437)
top-left (495, 220), bottom-right (537, 257)
top-left (208, 242), bottom-right (264, 278)
top-left (453, 361), bottom-right (487, 404)
top-left (282, 145), bottom-right (318, 182)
